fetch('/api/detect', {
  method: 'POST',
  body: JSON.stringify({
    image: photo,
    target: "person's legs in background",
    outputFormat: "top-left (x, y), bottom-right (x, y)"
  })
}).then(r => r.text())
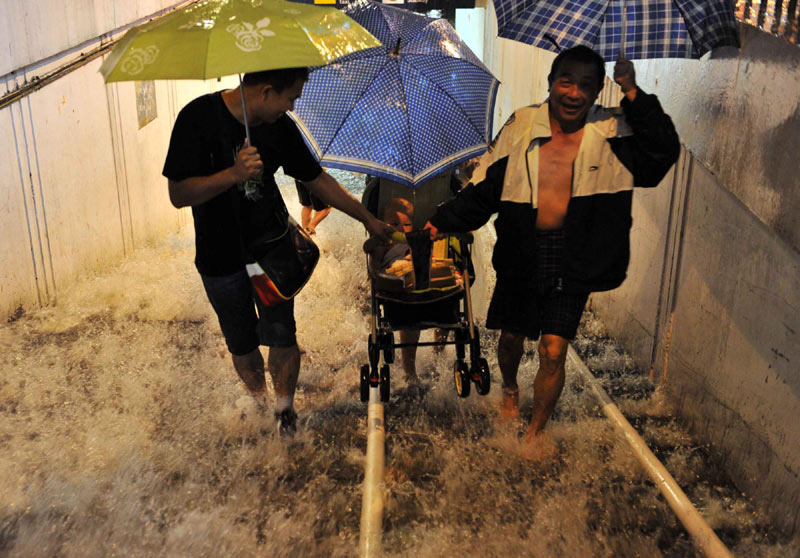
top-left (399, 328), bottom-right (421, 384)
top-left (432, 328), bottom-right (449, 354)
top-left (295, 179), bottom-right (331, 235)
top-left (300, 204), bottom-right (313, 232)
top-left (307, 205), bottom-right (331, 234)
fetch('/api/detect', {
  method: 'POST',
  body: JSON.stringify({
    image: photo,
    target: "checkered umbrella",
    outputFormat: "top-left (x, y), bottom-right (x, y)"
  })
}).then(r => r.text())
top-left (492, 0), bottom-right (739, 61)
top-left (290, 0), bottom-right (500, 188)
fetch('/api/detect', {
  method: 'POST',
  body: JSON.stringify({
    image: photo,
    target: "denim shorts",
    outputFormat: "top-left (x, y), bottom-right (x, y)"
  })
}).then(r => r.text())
top-left (200, 269), bottom-right (297, 355)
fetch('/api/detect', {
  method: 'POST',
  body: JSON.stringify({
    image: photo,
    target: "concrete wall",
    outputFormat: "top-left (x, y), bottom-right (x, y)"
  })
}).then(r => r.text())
top-left (0, 0), bottom-right (234, 317)
top-left (0, 0), bottom-right (190, 76)
top-left (480, 4), bottom-right (800, 534)
top-left (593, 27), bottom-right (800, 535)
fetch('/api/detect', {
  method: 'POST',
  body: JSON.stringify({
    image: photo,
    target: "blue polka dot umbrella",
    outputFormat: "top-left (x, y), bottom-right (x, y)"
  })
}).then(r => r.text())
top-left (492, 0), bottom-right (739, 61)
top-left (290, 0), bottom-right (500, 188)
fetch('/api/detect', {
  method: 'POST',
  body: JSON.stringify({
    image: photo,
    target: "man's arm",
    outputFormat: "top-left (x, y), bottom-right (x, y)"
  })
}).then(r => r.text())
top-left (612, 56), bottom-right (680, 188)
top-left (168, 139), bottom-right (263, 208)
top-left (302, 171), bottom-right (393, 240)
top-left (426, 157), bottom-right (507, 237)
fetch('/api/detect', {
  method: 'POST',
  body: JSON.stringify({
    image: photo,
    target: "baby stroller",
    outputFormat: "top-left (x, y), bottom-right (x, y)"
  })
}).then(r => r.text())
top-left (360, 229), bottom-right (491, 402)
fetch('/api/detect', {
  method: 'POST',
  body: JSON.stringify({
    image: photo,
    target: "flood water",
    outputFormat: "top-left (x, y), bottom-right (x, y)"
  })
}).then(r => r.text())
top-left (0, 170), bottom-right (796, 558)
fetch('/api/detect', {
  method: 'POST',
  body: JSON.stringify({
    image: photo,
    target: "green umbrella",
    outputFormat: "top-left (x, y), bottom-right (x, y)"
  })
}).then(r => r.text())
top-left (100, 0), bottom-right (381, 82)
top-left (100, 0), bottom-right (380, 142)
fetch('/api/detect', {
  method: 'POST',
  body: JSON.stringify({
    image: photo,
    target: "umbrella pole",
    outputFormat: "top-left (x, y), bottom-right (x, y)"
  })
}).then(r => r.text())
top-left (620, 0), bottom-right (627, 58)
top-left (238, 74), bottom-right (252, 145)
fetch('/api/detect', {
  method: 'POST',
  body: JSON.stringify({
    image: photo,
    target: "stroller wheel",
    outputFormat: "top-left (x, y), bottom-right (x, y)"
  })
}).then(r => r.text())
top-left (360, 364), bottom-right (370, 402)
top-left (382, 331), bottom-right (395, 364)
top-left (453, 360), bottom-right (470, 398)
top-left (473, 357), bottom-right (491, 396)
top-left (379, 364), bottom-right (391, 402)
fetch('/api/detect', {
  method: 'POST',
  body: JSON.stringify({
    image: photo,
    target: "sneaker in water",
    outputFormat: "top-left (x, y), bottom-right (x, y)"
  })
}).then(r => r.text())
top-left (275, 409), bottom-right (298, 437)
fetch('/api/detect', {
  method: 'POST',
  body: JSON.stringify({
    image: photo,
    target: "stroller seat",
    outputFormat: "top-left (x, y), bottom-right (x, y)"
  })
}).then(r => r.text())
top-left (373, 237), bottom-right (464, 328)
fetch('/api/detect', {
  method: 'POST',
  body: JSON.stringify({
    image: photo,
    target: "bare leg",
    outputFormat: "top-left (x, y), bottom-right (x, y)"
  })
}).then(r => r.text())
top-left (524, 333), bottom-right (568, 441)
top-left (400, 329), bottom-right (420, 382)
top-left (267, 344), bottom-right (301, 402)
top-left (498, 330), bottom-right (524, 419)
top-left (232, 348), bottom-right (266, 393)
top-left (300, 206), bottom-right (312, 231)
top-left (308, 206), bottom-right (331, 233)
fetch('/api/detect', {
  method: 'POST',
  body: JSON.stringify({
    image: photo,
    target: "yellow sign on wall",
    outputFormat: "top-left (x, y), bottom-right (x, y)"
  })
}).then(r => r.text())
top-left (313, 0), bottom-right (336, 4)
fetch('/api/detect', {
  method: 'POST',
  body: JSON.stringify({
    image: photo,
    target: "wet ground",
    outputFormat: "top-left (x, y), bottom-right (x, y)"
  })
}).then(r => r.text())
top-left (0, 170), bottom-right (796, 558)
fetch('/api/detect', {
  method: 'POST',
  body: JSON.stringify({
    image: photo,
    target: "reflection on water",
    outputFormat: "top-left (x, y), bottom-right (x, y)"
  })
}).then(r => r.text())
top-left (0, 170), bottom-right (794, 558)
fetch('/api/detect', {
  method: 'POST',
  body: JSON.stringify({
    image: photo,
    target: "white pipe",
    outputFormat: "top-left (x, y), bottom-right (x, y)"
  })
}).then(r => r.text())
top-left (359, 386), bottom-right (385, 558)
top-left (566, 346), bottom-right (734, 558)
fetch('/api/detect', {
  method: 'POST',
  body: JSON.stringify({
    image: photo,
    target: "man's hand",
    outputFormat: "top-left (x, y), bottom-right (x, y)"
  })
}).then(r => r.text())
top-left (230, 138), bottom-right (263, 183)
top-left (424, 221), bottom-right (443, 240)
top-left (365, 216), bottom-right (394, 242)
top-left (613, 53), bottom-right (637, 101)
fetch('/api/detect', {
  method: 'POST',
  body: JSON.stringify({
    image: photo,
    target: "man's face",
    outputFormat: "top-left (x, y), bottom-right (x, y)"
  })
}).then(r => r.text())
top-left (387, 211), bottom-right (413, 234)
top-left (258, 78), bottom-right (306, 123)
top-left (548, 59), bottom-right (603, 126)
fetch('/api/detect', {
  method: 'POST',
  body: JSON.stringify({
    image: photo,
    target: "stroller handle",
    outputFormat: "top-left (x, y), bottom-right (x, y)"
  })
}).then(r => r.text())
top-left (362, 230), bottom-right (474, 254)
top-left (399, 231), bottom-right (474, 244)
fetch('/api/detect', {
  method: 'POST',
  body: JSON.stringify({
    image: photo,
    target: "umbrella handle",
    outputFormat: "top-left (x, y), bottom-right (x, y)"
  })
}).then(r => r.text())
top-left (619, 0), bottom-right (627, 58)
top-left (238, 74), bottom-right (252, 145)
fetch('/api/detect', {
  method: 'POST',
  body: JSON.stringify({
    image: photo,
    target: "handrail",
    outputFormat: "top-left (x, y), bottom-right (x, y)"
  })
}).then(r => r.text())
top-left (566, 346), bottom-right (734, 558)
top-left (0, 0), bottom-right (195, 111)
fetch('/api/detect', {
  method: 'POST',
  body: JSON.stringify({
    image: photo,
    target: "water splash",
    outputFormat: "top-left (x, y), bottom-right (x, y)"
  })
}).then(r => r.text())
top-left (0, 171), bottom-right (793, 558)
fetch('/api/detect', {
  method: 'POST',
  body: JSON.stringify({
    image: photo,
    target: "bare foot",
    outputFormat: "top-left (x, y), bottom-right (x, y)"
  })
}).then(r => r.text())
top-left (498, 386), bottom-right (520, 422)
top-left (520, 430), bottom-right (557, 461)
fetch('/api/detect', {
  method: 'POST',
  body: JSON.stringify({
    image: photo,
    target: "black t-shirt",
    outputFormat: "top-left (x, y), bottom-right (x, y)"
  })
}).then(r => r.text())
top-left (162, 92), bottom-right (322, 276)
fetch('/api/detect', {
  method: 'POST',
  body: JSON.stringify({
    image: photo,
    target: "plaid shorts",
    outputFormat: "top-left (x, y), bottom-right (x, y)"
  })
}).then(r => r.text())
top-left (486, 229), bottom-right (588, 340)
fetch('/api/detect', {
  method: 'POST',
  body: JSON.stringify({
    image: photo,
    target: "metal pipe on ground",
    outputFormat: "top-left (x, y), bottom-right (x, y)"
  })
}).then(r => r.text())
top-left (566, 346), bottom-right (734, 558)
top-left (0, 0), bottom-right (194, 111)
top-left (359, 386), bottom-right (385, 558)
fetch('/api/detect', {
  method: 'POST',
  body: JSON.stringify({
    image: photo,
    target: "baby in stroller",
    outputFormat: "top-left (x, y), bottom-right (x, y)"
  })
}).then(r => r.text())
top-left (373, 197), bottom-right (414, 277)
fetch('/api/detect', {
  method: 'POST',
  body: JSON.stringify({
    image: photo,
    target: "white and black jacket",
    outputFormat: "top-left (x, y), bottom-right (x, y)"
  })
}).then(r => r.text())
top-left (429, 90), bottom-right (680, 293)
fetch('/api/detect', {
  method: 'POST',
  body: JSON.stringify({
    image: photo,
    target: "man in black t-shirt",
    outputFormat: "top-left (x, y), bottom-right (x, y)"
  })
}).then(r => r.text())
top-left (163, 67), bottom-right (391, 435)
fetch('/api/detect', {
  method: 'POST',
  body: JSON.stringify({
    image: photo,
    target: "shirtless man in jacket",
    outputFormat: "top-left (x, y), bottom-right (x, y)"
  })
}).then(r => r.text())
top-left (425, 46), bottom-right (680, 455)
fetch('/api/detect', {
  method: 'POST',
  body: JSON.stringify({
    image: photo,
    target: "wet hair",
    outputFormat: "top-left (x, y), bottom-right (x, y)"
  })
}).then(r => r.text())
top-left (242, 67), bottom-right (309, 92)
top-left (548, 46), bottom-right (605, 89)
top-left (382, 197), bottom-right (414, 221)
